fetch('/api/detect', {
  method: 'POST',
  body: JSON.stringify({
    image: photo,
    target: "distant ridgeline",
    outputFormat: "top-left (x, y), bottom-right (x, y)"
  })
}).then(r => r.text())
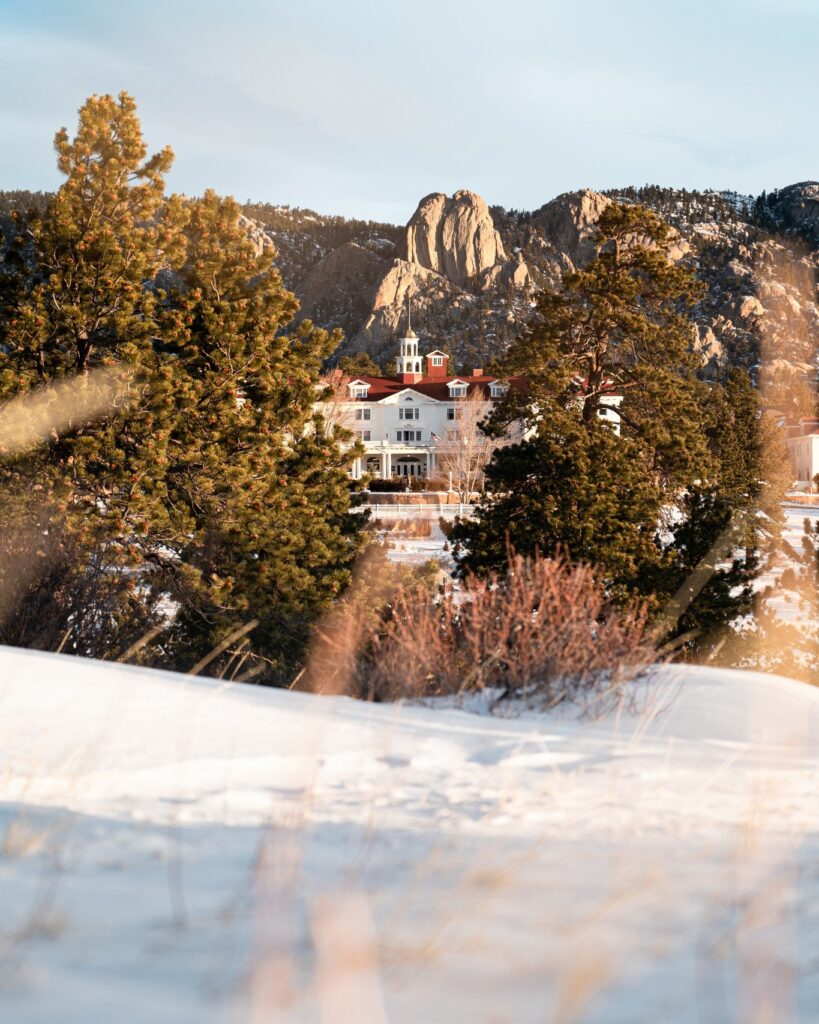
top-left (3, 184), bottom-right (818, 413)
top-left (0, 190), bottom-right (52, 217)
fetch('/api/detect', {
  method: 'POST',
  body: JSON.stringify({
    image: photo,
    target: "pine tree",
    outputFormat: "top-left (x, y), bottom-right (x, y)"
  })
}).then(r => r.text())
top-left (493, 202), bottom-right (711, 489)
top-left (0, 92), bottom-right (188, 655)
top-left (454, 204), bottom-right (781, 648)
top-left (453, 413), bottom-right (665, 598)
top-left (337, 351), bottom-right (382, 377)
top-left (0, 94), bottom-right (365, 680)
top-left (662, 369), bottom-right (789, 652)
top-left (148, 190), bottom-right (365, 678)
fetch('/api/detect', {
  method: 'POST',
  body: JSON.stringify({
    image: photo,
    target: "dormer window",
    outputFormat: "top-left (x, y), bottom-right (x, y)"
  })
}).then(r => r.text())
top-left (490, 382), bottom-right (508, 398)
top-left (448, 380), bottom-right (468, 398)
top-left (431, 355), bottom-right (443, 367)
top-left (347, 380), bottom-right (370, 399)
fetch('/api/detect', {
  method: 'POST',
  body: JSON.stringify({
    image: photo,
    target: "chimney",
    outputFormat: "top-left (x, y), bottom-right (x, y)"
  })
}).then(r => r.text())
top-left (471, 367), bottom-right (484, 378)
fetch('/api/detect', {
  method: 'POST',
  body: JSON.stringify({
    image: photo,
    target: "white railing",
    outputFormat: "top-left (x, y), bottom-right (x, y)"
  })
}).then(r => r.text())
top-left (358, 502), bottom-right (474, 519)
top-left (362, 442), bottom-right (433, 450)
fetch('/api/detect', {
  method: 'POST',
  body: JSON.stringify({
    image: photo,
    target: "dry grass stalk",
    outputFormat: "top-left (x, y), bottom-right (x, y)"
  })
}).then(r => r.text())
top-left (311, 892), bottom-right (388, 1024)
top-left (299, 545), bottom-right (405, 697)
top-left (1, 817), bottom-right (52, 859)
top-left (0, 365), bottom-right (133, 456)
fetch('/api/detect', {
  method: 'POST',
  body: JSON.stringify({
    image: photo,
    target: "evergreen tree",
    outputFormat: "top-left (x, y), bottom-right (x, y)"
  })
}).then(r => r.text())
top-left (454, 414), bottom-right (665, 597)
top-left (149, 190), bottom-right (365, 677)
top-left (0, 92), bottom-right (188, 655)
top-left (454, 204), bottom-right (782, 650)
top-left (664, 369), bottom-right (789, 652)
top-left (0, 93), bottom-right (365, 680)
top-left (337, 351), bottom-right (382, 377)
top-left (493, 202), bottom-right (711, 488)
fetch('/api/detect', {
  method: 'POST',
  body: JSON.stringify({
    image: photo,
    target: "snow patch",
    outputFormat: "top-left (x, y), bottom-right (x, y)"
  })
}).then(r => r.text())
top-left (0, 649), bottom-right (816, 1022)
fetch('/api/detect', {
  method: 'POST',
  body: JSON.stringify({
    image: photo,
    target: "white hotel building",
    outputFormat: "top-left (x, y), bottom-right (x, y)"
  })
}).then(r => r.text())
top-left (785, 419), bottom-right (819, 491)
top-left (334, 329), bottom-right (623, 481)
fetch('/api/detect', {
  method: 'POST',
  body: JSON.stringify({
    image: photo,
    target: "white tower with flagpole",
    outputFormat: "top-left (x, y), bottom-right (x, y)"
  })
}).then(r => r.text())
top-left (395, 297), bottom-right (422, 380)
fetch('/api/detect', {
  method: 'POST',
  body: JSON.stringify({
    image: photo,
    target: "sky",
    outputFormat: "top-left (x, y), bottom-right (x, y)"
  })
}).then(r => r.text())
top-left (1, 0), bottom-right (818, 224)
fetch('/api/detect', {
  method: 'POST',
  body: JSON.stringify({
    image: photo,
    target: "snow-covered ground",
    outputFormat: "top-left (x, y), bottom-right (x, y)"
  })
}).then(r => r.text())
top-left (0, 648), bottom-right (817, 1022)
top-left (367, 502), bottom-right (461, 569)
top-left (382, 516), bottom-right (453, 568)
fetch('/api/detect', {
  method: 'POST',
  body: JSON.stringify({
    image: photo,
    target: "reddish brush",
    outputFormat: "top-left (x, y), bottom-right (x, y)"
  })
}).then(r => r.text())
top-left (352, 552), bottom-right (653, 708)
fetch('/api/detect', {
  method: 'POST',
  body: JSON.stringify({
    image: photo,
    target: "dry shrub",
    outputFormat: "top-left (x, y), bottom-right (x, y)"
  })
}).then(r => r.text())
top-left (352, 553), bottom-right (653, 708)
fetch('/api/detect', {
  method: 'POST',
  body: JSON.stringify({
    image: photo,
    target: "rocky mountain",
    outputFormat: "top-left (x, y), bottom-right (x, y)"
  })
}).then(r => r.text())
top-left (248, 183), bottom-right (819, 413)
top-left (406, 190), bottom-right (506, 287)
top-left (266, 189), bottom-right (534, 369)
top-left (2, 184), bottom-right (816, 412)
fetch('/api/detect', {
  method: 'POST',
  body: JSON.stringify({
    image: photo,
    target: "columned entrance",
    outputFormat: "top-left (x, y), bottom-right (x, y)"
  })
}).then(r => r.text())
top-left (395, 456), bottom-right (424, 478)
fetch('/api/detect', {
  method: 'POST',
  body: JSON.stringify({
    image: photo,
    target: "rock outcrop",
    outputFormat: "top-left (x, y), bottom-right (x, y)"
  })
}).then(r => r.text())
top-left (737, 295), bottom-right (766, 321)
top-left (693, 325), bottom-right (725, 371)
top-left (406, 190), bottom-right (506, 289)
top-left (237, 214), bottom-right (275, 258)
top-left (246, 181), bottom-right (819, 394)
top-left (352, 259), bottom-right (470, 358)
top-left (532, 189), bottom-right (612, 268)
top-left (772, 181), bottom-right (819, 243)
top-left (532, 188), bottom-right (690, 267)
top-left (298, 242), bottom-right (390, 339)
top-left (289, 189), bottom-right (529, 361)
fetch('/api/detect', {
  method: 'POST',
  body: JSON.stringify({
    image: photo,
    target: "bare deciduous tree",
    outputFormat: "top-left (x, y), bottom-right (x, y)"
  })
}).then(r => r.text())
top-left (435, 388), bottom-right (507, 501)
top-left (315, 369), bottom-right (350, 434)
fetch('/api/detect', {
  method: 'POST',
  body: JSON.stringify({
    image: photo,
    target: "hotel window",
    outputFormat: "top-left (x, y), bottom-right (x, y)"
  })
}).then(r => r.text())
top-left (490, 382), bottom-right (508, 398)
top-left (358, 429), bottom-right (371, 442)
top-left (431, 355), bottom-right (443, 366)
top-left (448, 385), bottom-right (467, 398)
top-left (355, 408), bottom-right (371, 421)
top-left (447, 406), bottom-right (462, 420)
top-left (349, 385), bottom-right (369, 398)
top-left (399, 407), bottom-right (419, 420)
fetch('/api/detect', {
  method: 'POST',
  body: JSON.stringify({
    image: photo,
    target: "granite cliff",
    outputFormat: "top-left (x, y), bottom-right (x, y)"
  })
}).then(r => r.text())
top-left (243, 182), bottom-right (818, 411)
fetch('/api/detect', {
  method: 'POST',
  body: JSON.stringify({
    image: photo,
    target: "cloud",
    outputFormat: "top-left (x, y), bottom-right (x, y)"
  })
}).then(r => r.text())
top-left (1, 1), bottom-right (817, 216)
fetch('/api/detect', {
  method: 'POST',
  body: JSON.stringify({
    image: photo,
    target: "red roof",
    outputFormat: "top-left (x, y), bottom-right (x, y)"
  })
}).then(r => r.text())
top-left (785, 418), bottom-right (819, 437)
top-left (344, 373), bottom-right (527, 402)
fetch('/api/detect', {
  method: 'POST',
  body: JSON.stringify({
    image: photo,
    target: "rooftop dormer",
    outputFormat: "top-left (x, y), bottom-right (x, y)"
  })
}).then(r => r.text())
top-left (347, 379), bottom-right (371, 399)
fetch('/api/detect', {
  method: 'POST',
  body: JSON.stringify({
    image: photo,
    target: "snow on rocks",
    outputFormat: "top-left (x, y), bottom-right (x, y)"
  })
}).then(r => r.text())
top-left (0, 648), bottom-right (817, 1022)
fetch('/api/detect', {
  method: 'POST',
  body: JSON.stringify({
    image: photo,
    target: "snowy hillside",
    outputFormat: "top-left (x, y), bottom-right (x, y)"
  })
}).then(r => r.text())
top-left (0, 649), bottom-right (817, 1023)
